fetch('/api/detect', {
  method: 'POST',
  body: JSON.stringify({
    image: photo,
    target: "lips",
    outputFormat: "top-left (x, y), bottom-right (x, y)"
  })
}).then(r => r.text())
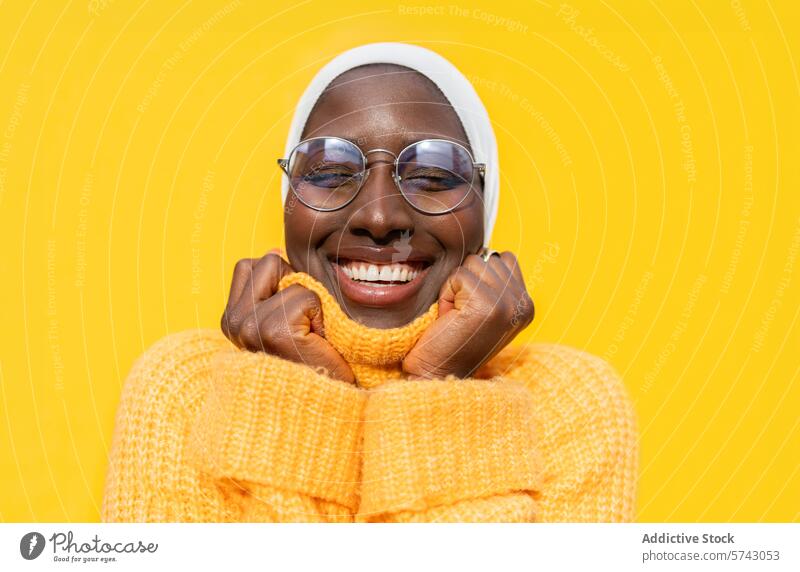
top-left (329, 256), bottom-right (432, 307)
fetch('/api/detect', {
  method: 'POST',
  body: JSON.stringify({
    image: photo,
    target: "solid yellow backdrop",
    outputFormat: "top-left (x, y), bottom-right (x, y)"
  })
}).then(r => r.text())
top-left (0, 0), bottom-right (798, 522)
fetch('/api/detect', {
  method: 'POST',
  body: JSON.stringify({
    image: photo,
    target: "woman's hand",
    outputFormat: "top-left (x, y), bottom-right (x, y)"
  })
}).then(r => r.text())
top-left (220, 251), bottom-right (355, 383)
top-left (402, 251), bottom-right (534, 379)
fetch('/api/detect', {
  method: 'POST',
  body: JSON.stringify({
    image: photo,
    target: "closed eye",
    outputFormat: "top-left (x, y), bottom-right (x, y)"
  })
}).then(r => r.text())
top-left (402, 167), bottom-right (467, 190)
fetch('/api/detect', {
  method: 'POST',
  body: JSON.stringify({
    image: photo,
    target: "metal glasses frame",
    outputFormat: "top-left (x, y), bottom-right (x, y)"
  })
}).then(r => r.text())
top-left (277, 136), bottom-right (486, 213)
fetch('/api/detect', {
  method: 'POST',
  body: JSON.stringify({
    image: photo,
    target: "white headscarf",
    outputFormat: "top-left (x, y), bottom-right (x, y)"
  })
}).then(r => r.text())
top-left (281, 42), bottom-right (499, 247)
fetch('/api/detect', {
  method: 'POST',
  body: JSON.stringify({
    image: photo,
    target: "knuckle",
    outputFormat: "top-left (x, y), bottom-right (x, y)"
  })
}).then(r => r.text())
top-left (221, 309), bottom-right (243, 336)
top-left (263, 252), bottom-right (291, 278)
top-left (238, 315), bottom-right (264, 348)
top-left (263, 314), bottom-right (291, 342)
top-left (286, 284), bottom-right (320, 312)
top-left (233, 258), bottom-right (252, 275)
top-left (220, 312), bottom-right (235, 338)
top-left (258, 253), bottom-right (278, 273)
top-left (509, 292), bottom-right (535, 327)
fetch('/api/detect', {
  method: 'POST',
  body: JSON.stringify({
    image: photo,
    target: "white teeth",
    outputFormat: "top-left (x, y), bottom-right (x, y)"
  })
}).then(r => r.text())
top-left (337, 260), bottom-right (424, 283)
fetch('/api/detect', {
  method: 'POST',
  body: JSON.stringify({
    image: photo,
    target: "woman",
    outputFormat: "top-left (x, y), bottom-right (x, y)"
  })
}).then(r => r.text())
top-left (102, 43), bottom-right (638, 522)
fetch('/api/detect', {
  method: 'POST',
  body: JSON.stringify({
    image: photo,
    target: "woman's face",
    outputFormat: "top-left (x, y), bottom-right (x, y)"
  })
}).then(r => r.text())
top-left (284, 64), bottom-right (484, 328)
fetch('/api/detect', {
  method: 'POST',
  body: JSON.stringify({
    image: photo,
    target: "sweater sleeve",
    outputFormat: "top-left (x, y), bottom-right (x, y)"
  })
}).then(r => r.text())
top-left (357, 377), bottom-right (546, 522)
top-left (356, 344), bottom-right (638, 523)
top-left (101, 329), bottom-right (366, 522)
top-left (483, 343), bottom-right (639, 522)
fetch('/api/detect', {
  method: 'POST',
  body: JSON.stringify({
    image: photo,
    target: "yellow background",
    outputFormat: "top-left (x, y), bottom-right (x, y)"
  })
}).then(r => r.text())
top-left (1, 0), bottom-right (798, 522)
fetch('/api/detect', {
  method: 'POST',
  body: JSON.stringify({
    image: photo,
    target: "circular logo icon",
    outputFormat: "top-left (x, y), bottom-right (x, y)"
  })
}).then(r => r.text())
top-left (20, 532), bottom-right (45, 560)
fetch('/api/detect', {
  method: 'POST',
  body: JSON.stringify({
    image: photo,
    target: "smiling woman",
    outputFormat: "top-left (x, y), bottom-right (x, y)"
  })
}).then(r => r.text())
top-left (101, 42), bottom-right (638, 523)
top-left (283, 63), bottom-right (486, 329)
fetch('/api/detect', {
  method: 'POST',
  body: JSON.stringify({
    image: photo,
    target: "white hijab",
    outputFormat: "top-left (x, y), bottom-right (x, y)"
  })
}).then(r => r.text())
top-left (281, 42), bottom-right (499, 247)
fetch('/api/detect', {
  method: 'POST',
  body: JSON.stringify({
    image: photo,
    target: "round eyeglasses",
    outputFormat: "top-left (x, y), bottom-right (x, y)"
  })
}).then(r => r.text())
top-left (277, 136), bottom-right (485, 213)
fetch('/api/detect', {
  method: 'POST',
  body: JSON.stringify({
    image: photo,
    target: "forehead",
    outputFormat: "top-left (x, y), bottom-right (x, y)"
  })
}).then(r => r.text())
top-left (300, 65), bottom-right (471, 153)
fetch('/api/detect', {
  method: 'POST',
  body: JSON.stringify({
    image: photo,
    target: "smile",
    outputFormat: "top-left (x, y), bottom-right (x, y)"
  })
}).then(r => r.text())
top-left (329, 256), bottom-right (433, 307)
top-left (337, 259), bottom-right (424, 284)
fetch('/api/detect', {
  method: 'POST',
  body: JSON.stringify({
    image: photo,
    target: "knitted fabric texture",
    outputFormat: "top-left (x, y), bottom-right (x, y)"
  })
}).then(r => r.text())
top-left (277, 272), bottom-right (438, 388)
top-left (102, 272), bottom-right (638, 522)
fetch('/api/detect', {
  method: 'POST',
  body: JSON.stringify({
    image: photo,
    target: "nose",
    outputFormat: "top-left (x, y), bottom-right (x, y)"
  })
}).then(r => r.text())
top-left (346, 158), bottom-right (415, 244)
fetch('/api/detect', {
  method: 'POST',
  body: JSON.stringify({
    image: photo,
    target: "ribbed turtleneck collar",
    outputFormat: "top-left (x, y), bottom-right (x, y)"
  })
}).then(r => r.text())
top-left (277, 272), bottom-right (439, 388)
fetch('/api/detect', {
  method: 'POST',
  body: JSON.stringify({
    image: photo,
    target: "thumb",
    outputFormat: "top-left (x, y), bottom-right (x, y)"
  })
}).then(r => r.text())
top-left (286, 286), bottom-right (326, 338)
top-left (305, 296), bottom-right (326, 338)
top-left (302, 310), bottom-right (354, 384)
top-left (407, 268), bottom-right (479, 362)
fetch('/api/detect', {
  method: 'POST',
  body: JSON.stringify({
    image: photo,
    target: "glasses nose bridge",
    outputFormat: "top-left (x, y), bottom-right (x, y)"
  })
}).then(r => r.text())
top-left (359, 147), bottom-right (401, 192)
top-left (364, 147), bottom-right (398, 161)
top-left (362, 148), bottom-right (398, 175)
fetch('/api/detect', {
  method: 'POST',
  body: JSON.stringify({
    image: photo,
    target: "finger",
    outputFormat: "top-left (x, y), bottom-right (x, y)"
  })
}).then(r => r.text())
top-left (486, 254), bottom-right (518, 297)
top-left (226, 253), bottom-right (294, 339)
top-left (239, 284), bottom-right (321, 359)
top-left (273, 284), bottom-right (324, 338)
top-left (225, 258), bottom-right (255, 311)
top-left (487, 252), bottom-right (512, 282)
top-left (437, 266), bottom-right (483, 315)
top-left (497, 252), bottom-right (535, 329)
top-left (236, 285), bottom-right (310, 350)
top-left (499, 251), bottom-right (525, 285)
top-left (239, 286), bottom-right (354, 383)
top-left (222, 258), bottom-right (256, 340)
top-left (462, 254), bottom-right (505, 291)
top-left (406, 271), bottom-right (494, 377)
top-left (235, 252), bottom-right (294, 309)
top-left (467, 253), bottom-right (532, 330)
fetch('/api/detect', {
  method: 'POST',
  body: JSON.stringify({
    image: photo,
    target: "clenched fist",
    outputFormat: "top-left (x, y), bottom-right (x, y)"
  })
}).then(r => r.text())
top-left (403, 251), bottom-right (534, 379)
top-left (220, 251), bottom-right (355, 383)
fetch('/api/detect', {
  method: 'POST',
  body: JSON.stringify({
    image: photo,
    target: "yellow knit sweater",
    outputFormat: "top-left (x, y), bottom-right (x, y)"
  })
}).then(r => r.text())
top-left (101, 272), bottom-right (638, 522)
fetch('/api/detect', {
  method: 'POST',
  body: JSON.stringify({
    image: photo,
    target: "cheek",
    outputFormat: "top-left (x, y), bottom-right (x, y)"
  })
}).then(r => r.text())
top-left (283, 207), bottom-right (329, 272)
top-left (423, 207), bottom-right (484, 256)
